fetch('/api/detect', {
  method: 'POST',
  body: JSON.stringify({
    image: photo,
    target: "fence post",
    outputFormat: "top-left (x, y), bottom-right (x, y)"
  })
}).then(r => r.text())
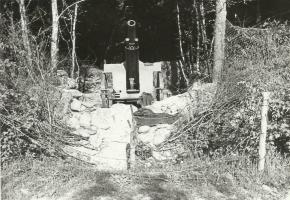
top-left (258, 92), bottom-right (270, 171)
top-left (129, 105), bottom-right (136, 169)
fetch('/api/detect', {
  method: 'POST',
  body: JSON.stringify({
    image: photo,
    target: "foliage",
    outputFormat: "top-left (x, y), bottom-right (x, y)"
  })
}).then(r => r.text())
top-left (176, 21), bottom-right (290, 158)
top-left (0, 15), bottom-right (78, 166)
top-left (222, 21), bottom-right (290, 155)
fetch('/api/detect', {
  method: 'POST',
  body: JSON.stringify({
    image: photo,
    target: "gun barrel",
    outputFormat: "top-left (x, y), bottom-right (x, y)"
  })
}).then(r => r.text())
top-left (127, 20), bottom-right (136, 40)
top-left (125, 20), bottom-right (140, 93)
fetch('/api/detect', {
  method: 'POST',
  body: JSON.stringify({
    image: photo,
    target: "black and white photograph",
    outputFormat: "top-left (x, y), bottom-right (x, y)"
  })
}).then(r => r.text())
top-left (0, 0), bottom-right (290, 199)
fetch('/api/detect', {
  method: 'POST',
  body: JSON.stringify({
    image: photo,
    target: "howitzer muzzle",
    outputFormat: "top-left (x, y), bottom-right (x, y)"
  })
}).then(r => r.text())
top-left (125, 20), bottom-right (140, 93)
top-left (127, 20), bottom-right (136, 40)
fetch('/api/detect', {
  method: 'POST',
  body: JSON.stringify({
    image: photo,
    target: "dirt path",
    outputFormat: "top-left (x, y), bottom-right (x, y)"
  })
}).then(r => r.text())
top-left (55, 173), bottom-right (193, 200)
top-left (3, 159), bottom-right (289, 200)
top-left (28, 172), bottom-right (289, 200)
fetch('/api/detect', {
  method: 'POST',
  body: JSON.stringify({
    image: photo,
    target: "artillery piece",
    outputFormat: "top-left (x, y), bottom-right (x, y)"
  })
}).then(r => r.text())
top-left (101, 20), bottom-right (165, 107)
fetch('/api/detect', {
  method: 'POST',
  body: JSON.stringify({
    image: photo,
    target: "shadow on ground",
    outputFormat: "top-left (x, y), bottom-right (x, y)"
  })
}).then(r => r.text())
top-left (138, 175), bottom-right (188, 200)
top-left (69, 173), bottom-right (188, 200)
top-left (71, 172), bottom-right (117, 200)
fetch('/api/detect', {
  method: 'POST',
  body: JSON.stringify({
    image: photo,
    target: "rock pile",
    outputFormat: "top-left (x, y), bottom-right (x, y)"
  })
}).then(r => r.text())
top-left (136, 83), bottom-right (217, 163)
top-left (62, 81), bottom-right (216, 170)
top-left (56, 69), bottom-right (139, 170)
top-left (56, 70), bottom-right (78, 89)
top-left (78, 67), bottom-right (103, 93)
top-left (146, 83), bottom-right (216, 116)
top-left (64, 103), bottom-right (138, 171)
top-left (137, 124), bottom-right (174, 147)
top-left (57, 89), bottom-right (103, 117)
top-left (64, 100), bottom-right (178, 169)
top-left (136, 124), bottom-right (178, 162)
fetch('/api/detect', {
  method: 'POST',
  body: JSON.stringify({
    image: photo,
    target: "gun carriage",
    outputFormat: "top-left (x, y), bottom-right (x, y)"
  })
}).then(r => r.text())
top-left (101, 20), bottom-right (167, 107)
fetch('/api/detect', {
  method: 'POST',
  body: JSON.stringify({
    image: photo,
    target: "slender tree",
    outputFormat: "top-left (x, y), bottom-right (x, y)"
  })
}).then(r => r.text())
top-left (199, 0), bottom-right (208, 47)
top-left (256, 0), bottom-right (261, 24)
top-left (192, 0), bottom-right (200, 73)
top-left (71, 3), bottom-right (78, 78)
top-left (17, 0), bottom-right (32, 67)
top-left (51, 0), bottom-right (59, 71)
top-left (177, 1), bottom-right (185, 64)
top-left (199, 0), bottom-right (211, 76)
top-left (213, 0), bottom-right (227, 83)
top-left (176, 1), bottom-right (189, 86)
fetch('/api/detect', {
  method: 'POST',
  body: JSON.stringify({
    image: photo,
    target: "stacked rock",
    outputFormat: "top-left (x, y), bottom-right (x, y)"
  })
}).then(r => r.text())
top-left (137, 124), bottom-right (177, 162)
top-left (65, 103), bottom-right (137, 171)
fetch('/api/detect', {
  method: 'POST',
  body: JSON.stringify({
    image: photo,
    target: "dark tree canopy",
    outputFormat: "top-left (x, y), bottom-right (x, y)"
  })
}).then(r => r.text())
top-left (1, 0), bottom-right (290, 66)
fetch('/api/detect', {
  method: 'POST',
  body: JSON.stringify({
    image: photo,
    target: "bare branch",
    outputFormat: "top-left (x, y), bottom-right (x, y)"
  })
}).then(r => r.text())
top-left (58, 0), bottom-right (86, 20)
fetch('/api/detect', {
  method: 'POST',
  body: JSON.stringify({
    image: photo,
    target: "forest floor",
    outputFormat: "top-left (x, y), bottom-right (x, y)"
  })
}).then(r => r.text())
top-left (2, 156), bottom-right (290, 200)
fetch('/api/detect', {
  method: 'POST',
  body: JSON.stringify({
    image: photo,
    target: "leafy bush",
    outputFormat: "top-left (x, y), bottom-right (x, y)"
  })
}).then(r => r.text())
top-left (0, 15), bottom-right (77, 167)
top-left (180, 21), bottom-right (290, 158)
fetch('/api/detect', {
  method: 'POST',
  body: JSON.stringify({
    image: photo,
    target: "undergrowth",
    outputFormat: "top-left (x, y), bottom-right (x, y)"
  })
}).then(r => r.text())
top-left (173, 21), bottom-right (290, 158)
top-left (0, 14), bottom-right (78, 166)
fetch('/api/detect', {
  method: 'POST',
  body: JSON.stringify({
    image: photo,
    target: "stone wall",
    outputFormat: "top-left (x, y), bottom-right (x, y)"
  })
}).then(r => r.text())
top-left (62, 82), bottom-right (216, 170)
top-left (58, 65), bottom-right (217, 171)
top-left (64, 103), bottom-right (137, 171)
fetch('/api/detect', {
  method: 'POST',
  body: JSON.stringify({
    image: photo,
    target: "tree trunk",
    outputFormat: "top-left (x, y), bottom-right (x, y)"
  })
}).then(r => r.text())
top-left (189, 38), bottom-right (194, 74)
top-left (51, 0), bottom-right (59, 72)
top-left (18, 0), bottom-right (32, 67)
top-left (199, 0), bottom-right (208, 47)
top-left (176, 1), bottom-right (189, 86)
top-left (71, 4), bottom-right (78, 78)
top-left (256, 0), bottom-right (261, 24)
top-left (213, 0), bottom-right (227, 83)
top-left (176, 1), bottom-right (185, 64)
top-left (199, 0), bottom-right (211, 77)
top-left (192, 0), bottom-right (200, 73)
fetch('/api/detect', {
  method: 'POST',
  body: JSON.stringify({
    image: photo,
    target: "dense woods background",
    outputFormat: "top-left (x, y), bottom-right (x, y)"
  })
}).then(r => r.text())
top-left (1, 0), bottom-right (290, 65)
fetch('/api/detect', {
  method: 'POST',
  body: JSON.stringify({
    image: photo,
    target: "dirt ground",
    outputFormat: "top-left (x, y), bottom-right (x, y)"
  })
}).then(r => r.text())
top-left (2, 157), bottom-right (290, 200)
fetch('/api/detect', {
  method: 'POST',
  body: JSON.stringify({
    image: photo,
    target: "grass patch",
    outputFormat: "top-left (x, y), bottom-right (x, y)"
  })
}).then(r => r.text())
top-left (2, 152), bottom-right (289, 200)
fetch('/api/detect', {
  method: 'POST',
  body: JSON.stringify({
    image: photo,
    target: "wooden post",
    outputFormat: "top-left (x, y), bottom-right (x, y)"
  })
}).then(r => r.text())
top-left (153, 71), bottom-right (160, 88)
top-left (258, 92), bottom-right (270, 171)
top-left (101, 89), bottom-right (108, 108)
top-left (153, 71), bottom-right (164, 101)
top-left (100, 73), bottom-right (113, 107)
top-left (129, 105), bottom-right (136, 169)
top-left (107, 90), bottom-right (113, 107)
top-left (104, 72), bottom-right (113, 89)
